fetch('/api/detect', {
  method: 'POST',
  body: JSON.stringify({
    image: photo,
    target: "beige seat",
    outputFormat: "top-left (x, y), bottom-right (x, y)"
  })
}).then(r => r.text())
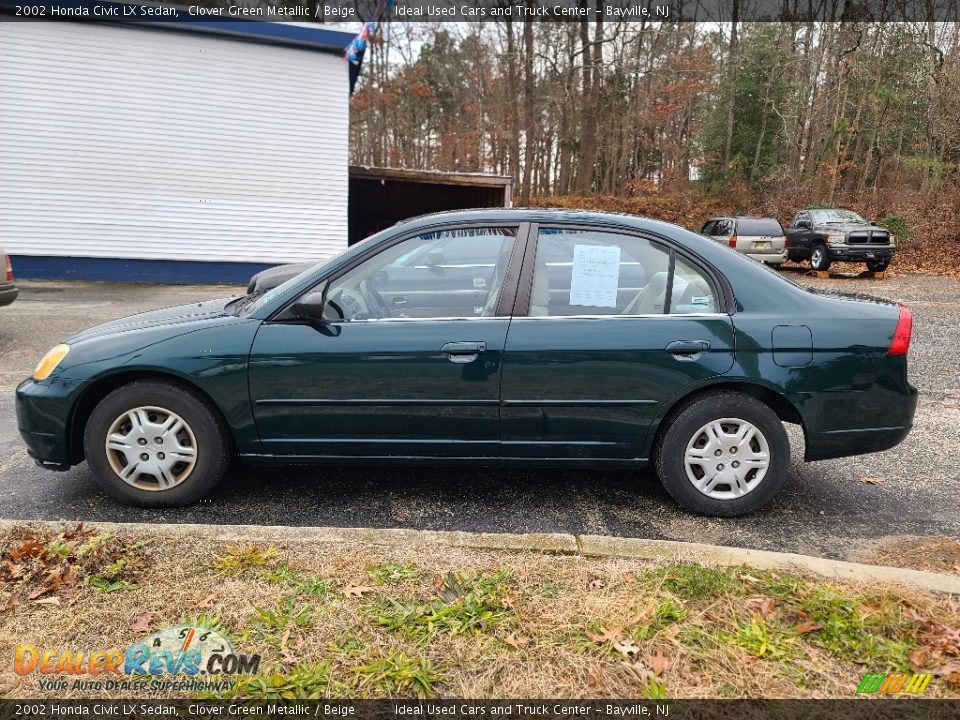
top-left (621, 271), bottom-right (668, 315)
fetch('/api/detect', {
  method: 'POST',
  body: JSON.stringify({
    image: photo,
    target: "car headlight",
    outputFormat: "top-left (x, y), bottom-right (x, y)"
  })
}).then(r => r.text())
top-left (33, 344), bottom-right (70, 381)
top-left (826, 234), bottom-right (845, 245)
top-left (890, 235), bottom-right (897, 247)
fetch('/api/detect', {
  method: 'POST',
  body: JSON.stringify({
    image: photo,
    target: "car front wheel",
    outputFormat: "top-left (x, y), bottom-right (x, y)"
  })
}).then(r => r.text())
top-left (83, 380), bottom-right (231, 507)
top-left (810, 244), bottom-right (831, 271)
top-left (654, 391), bottom-right (789, 516)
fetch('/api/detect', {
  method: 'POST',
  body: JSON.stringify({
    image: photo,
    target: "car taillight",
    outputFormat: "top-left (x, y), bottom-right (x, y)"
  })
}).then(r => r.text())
top-left (888, 304), bottom-right (913, 355)
top-left (782, 235), bottom-right (789, 248)
top-left (4, 256), bottom-right (11, 282)
top-left (728, 235), bottom-right (738, 248)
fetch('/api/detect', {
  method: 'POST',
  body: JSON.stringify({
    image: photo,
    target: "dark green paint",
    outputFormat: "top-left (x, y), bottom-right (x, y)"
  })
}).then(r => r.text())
top-left (16, 209), bottom-right (918, 472)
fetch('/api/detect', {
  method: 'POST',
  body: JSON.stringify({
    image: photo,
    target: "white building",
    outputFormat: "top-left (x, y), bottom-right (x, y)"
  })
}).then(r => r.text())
top-left (0, 17), bottom-right (355, 283)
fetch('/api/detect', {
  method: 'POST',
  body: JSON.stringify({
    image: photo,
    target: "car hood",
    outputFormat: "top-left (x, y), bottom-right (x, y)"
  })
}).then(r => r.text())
top-left (65, 297), bottom-right (237, 344)
top-left (813, 222), bottom-right (887, 234)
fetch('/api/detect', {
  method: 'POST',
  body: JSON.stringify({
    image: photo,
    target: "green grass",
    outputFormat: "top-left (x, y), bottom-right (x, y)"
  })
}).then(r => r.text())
top-left (642, 564), bottom-right (744, 601)
top-left (249, 596), bottom-right (316, 646)
top-left (351, 652), bottom-right (439, 698)
top-left (234, 662), bottom-right (337, 699)
top-left (368, 562), bottom-right (420, 584)
top-left (367, 570), bottom-right (514, 640)
top-left (265, 563), bottom-right (335, 597)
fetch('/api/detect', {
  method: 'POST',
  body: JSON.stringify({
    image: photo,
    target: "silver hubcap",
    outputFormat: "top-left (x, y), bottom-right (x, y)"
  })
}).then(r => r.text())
top-left (812, 248), bottom-right (824, 266)
top-left (684, 418), bottom-right (770, 500)
top-left (104, 406), bottom-right (197, 491)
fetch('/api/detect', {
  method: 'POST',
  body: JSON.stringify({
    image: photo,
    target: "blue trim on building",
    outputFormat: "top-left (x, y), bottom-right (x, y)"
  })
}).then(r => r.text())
top-left (12, 256), bottom-right (278, 285)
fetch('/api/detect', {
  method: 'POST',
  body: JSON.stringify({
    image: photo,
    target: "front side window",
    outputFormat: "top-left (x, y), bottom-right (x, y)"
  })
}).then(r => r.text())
top-left (320, 227), bottom-right (517, 322)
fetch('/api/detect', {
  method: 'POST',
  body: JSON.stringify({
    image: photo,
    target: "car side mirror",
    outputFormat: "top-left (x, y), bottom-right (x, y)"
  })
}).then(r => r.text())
top-left (292, 291), bottom-right (332, 322)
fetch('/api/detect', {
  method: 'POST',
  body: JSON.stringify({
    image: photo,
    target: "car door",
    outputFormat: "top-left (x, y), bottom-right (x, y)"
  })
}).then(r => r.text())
top-left (787, 211), bottom-right (812, 252)
top-left (500, 225), bottom-right (735, 460)
top-left (247, 224), bottom-right (526, 458)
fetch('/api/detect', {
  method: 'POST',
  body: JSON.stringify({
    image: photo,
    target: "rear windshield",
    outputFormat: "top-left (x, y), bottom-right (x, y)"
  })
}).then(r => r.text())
top-left (737, 219), bottom-right (783, 236)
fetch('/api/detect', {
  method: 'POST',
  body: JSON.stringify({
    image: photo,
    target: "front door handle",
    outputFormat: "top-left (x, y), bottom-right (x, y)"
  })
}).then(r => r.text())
top-left (666, 340), bottom-right (711, 357)
top-left (441, 341), bottom-right (487, 364)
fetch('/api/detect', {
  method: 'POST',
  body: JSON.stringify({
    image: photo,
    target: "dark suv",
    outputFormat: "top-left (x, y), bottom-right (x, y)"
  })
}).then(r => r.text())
top-left (785, 209), bottom-right (895, 272)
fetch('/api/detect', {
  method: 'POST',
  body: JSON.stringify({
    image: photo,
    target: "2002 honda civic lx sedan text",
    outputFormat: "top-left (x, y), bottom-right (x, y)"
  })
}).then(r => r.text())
top-left (16, 210), bottom-right (918, 516)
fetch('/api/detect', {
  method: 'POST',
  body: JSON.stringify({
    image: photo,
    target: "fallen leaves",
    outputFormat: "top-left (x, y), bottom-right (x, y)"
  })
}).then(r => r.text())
top-left (648, 649), bottom-right (671, 675)
top-left (195, 592), bottom-right (218, 609)
top-left (130, 611), bottom-right (155, 634)
top-left (343, 584), bottom-right (376, 599)
top-left (0, 524), bottom-right (146, 611)
top-left (612, 639), bottom-right (641, 659)
top-left (794, 620), bottom-right (824, 635)
top-left (503, 631), bottom-right (531, 649)
top-left (586, 625), bottom-right (622, 644)
top-left (858, 476), bottom-right (886, 484)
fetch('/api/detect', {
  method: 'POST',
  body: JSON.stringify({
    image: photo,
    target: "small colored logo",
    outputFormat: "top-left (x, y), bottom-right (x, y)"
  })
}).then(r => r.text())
top-left (13, 624), bottom-right (260, 678)
top-left (856, 672), bottom-right (932, 695)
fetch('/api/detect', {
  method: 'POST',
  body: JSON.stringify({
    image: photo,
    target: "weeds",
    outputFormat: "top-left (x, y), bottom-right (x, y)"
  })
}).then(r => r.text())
top-left (368, 562), bottom-right (420, 585)
top-left (266, 563), bottom-right (334, 597)
top-left (234, 663), bottom-right (337, 699)
top-left (212, 544), bottom-right (279, 576)
top-left (352, 652), bottom-right (439, 698)
top-left (367, 571), bottom-right (514, 640)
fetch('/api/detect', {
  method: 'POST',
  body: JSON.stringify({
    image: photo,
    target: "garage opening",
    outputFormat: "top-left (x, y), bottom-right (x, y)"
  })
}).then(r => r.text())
top-left (349, 166), bottom-right (513, 246)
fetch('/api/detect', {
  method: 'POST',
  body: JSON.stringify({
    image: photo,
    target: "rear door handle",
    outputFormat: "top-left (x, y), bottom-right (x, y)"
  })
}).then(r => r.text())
top-left (441, 341), bottom-right (487, 364)
top-left (666, 340), bottom-right (711, 356)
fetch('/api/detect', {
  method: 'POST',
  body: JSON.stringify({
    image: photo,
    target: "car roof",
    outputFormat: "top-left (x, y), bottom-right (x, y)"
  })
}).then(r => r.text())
top-left (395, 207), bottom-right (695, 237)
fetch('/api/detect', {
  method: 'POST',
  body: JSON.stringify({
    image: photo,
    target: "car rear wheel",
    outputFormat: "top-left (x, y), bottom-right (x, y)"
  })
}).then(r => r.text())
top-left (866, 257), bottom-right (891, 272)
top-left (83, 380), bottom-right (231, 507)
top-left (654, 391), bottom-right (789, 516)
top-left (810, 244), bottom-right (831, 271)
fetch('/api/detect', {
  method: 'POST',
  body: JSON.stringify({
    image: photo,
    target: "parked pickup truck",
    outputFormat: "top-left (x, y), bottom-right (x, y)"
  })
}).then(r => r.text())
top-left (785, 208), bottom-right (895, 272)
top-left (0, 249), bottom-right (18, 307)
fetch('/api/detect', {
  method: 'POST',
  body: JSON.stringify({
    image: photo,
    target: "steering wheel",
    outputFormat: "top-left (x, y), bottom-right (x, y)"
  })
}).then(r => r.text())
top-left (358, 278), bottom-right (390, 319)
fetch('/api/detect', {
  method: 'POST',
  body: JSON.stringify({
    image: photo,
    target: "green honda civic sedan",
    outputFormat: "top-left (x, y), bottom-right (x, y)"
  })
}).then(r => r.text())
top-left (16, 209), bottom-right (918, 516)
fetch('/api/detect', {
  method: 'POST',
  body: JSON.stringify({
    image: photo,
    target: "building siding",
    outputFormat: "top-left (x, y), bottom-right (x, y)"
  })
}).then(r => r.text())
top-left (0, 22), bottom-right (349, 275)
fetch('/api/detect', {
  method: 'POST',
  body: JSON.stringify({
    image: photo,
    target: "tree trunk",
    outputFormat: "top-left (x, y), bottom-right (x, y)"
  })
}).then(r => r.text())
top-left (722, 1), bottom-right (740, 171)
top-left (520, 19), bottom-right (535, 205)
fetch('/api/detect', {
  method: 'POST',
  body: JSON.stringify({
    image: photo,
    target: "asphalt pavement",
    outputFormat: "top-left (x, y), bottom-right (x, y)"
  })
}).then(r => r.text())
top-left (1, 272), bottom-right (957, 563)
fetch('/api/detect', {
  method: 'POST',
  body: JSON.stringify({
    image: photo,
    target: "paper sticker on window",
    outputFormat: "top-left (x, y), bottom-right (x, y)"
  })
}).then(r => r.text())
top-left (569, 244), bottom-right (621, 308)
top-left (692, 296), bottom-right (711, 306)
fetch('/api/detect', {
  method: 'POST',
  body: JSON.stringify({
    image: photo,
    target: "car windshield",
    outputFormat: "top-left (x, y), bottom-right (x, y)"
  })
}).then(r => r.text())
top-left (737, 219), bottom-right (783, 236)
top-left (809, 209), bottom-right (867, 225)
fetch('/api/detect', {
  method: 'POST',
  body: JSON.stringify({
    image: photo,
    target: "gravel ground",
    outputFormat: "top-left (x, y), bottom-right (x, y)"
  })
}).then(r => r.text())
top-left (0, 272), bottom-right (957, 563)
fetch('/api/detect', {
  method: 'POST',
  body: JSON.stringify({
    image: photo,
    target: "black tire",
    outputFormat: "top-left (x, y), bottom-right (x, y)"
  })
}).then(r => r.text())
top-left (83, 380), bottom-right (231, 507)
top-left (654, 391), bottom-right (790, 517)
top-left (809, 244), bottom-right (831, 271)
top-left (866, 256), bottom-right (890, 272)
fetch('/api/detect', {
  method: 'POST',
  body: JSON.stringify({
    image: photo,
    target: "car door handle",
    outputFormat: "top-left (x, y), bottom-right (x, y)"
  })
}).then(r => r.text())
top-left (441, 341), bottom-right (487, 364)
top-left (392, 297), bottom-right (407, 305)
top-left (666, 340), bottom-right (711, 356)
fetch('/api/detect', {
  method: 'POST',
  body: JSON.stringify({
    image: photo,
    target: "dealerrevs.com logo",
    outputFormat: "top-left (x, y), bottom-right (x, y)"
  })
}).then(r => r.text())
top-left (13, 625), bottom-right (261, 692)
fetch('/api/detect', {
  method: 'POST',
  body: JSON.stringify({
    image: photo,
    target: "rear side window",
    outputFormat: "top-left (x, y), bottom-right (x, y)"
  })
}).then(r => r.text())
top-left (669, 256), bottom-right (719, 314)
top-left (529, 228), bottom-right (721, 316)
top-left (531, 228), bottom-right (670, 316)
top-left (737, 218), bottom-right (783, 236)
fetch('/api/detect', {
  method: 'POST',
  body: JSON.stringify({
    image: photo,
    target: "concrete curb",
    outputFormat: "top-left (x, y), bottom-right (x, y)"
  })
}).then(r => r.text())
top-left (2, 519), bottom-right (958, 595)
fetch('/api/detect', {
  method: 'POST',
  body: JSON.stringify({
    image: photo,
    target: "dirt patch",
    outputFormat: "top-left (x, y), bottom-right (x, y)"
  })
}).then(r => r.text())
top-left (1, 523), bottom-right (958, 700)
top-left (869, 537), bottom-right (960, 577)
